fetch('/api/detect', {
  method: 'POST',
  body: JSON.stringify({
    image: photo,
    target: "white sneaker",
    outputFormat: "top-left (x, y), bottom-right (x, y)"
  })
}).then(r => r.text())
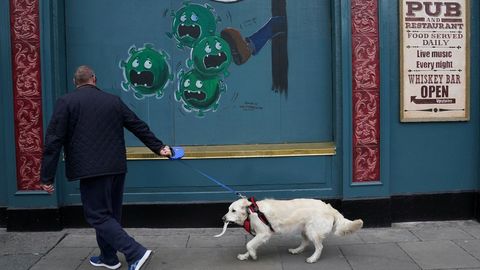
top-left (89, 256), bottom-right (121, 270)
top-left (128, 250), bottom-right (152, 270)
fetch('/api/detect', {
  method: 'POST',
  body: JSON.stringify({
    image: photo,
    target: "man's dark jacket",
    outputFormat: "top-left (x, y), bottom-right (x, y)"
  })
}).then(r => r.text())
top-left (41, 84), bottom-right (164, 184)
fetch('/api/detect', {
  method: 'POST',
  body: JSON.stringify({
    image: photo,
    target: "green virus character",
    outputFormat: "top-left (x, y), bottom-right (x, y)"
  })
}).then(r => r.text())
top-left (187, 35), bottom-right (232, 78)
top-left (167, 2), bottom-right (219, 49)
top-left (120, 44), bottom-right (173, 99)
top-left (175, 69), bottom-right (226, 117)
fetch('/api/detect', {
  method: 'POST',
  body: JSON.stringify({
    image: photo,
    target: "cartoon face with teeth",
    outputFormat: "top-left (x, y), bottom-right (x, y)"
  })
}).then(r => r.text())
top-left (190, 35), bottom-right (232, 77)
top-left (120, 44), bottom-right (173, 99)
top-left (171, 2), bottom-right (217, 48)
top-left (175, 69), bottom-right (226, 116)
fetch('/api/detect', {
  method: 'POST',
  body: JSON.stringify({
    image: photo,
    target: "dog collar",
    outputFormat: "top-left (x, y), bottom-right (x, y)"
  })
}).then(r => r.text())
top-left (243, 197), bottom-right (275, 235)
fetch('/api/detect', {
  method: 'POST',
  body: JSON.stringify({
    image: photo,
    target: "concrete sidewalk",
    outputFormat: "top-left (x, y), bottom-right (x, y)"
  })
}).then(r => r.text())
top-left (3, 221), bottom-right (480, 270)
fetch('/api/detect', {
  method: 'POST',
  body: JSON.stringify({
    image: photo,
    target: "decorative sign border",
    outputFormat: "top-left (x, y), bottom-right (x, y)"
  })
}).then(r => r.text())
top-left (400, 0), bottom-right (470, 122)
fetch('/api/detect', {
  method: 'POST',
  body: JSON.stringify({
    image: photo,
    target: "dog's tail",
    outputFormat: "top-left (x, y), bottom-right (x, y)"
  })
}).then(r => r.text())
top-left (332, 209), bottom-right (363, 236)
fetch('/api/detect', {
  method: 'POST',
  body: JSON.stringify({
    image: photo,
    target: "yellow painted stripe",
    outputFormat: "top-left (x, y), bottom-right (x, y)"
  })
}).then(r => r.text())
top-left (126, 142), bottom-right (336, 160)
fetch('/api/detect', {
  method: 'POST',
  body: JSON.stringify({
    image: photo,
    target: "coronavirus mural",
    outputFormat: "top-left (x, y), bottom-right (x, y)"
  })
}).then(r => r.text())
top-left (168, 2), bottom-right (231, 116)
top-left (167, 2), bottom-right (219, 49)
top-left (120, 44), bottom-right (173, 99)
top-left (118, 0), bottom-right (289, 117)
top-left (175, 69), bottom-right (226, 117)
top-left (188, 35), bottom-right (232, 77)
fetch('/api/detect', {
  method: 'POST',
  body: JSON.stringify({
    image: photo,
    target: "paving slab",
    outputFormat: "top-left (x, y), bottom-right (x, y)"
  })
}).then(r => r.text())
top-left (325, 233), bottom-right (365, 246)
top-left (280, 245), bottom-right (351, 270)
top-left (134, 234), bottom-right (190, 249)
top-left (0, 232), bottom-right (65, 255)
top-left (393, 220), bottom-right (480, 229)
top-left (358, 228), bottom-right (419, 243)
top-left (126, 227), bottom-right (246, 236)
top-left (0, 254), bottom-right (42, 270)
top-left (30, 247), bottom-right (93, 270)
top-left (187, 234), bottom-right (247, 248)
top-left (145, 247), bottom-right (283, 270)
top-left (411, 227), bottom-right (474, 241)
top-left (461, 225), bottom-right (480, 239)
top-left (5, 220), bottom-right (480, 270)
top-left (340, 243), bottom-right (420, 270)
top-left (399, 240), bottom-right (480, 269)
top-left (254, 232), bottom-right (364, 248)
top-left (57, 234), bottom-right (97, 248)
top-left (454, 239), bottom-right (480, 261)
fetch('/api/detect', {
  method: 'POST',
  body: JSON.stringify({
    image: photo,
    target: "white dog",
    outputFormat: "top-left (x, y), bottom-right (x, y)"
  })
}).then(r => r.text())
top-left (215, 197), bottom-right (363, 263)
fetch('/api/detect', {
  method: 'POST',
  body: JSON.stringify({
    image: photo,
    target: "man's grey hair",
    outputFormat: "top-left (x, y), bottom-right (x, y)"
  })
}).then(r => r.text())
top-left (74, 65), bottom-right (95, 86)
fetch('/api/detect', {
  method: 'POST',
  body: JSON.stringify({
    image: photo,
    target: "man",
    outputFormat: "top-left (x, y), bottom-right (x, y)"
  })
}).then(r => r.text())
top-left (40, 65), bottom-right (171, 270)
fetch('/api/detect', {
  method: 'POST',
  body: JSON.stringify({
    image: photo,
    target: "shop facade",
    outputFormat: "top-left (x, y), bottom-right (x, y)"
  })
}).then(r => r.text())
top-left (0, 0), bottom-right (479, 230)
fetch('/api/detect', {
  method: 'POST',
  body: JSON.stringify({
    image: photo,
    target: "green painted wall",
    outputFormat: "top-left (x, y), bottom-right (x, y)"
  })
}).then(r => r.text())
top-left (51, 0), bottom-right (343, 205)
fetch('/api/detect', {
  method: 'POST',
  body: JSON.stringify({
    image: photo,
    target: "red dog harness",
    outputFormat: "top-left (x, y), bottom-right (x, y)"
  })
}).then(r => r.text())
top-left (243, 197), bottom-right (275, 235)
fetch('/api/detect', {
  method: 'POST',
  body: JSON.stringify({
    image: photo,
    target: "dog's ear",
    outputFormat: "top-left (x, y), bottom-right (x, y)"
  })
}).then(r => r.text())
top-left (242, 198), bottom-right (252, 207)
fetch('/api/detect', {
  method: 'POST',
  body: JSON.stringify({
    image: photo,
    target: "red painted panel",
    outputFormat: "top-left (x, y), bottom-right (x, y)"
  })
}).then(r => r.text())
top-left (351, 35), bottom-right (380, 91)
top-left (352, 90), bottom-right (380, 146)
top-left (351, 0), bottom-right (378, 35)
top-left (353, 146), bottom-right (380, 182)
top-left (351, 0), bottom-right (380, 182)
top-left (10, 0), bottom-right (43, 190)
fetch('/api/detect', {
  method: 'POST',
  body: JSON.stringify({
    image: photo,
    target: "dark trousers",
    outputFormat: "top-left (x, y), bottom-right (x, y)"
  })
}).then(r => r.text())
top-left (80, 174), bottom-right (146, 265)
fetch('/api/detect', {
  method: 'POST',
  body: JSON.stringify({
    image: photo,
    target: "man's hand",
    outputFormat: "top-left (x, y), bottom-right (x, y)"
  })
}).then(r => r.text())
top-left (160, 145), bottom-right (172, 158)
top-left (40, 183), bottom-right (55, 194)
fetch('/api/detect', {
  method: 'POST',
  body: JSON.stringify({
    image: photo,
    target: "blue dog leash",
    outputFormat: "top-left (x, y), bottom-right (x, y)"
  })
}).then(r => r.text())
top-left (178, 160), bottom-right (246, 198)
top-left (169, 146), bottom-right (245, 198)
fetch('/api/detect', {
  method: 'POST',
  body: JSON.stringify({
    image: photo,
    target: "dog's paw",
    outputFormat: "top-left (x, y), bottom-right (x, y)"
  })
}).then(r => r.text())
top-left (288, 248), bottom-right (302, 255)
top-left (306, 256), bottom-right (319, 264)
top-left (249, 253), bottom-right (257, 260)
top-left (237, 253), bottom-right (249, 261)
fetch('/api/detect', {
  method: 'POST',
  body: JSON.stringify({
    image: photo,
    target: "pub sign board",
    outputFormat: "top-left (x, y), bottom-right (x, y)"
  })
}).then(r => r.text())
top-left (400, 0), bottom-right (470, 122)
